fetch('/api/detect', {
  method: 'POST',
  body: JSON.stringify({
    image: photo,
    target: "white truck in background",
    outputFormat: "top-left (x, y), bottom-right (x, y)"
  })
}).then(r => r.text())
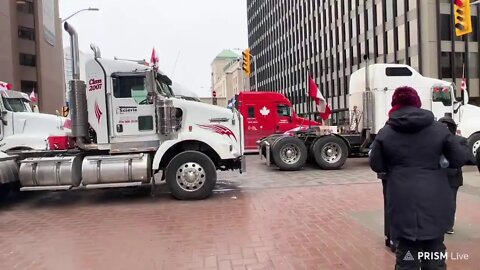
top-left (0, 87), bottom-right (71, 152)
top-left (0, 22), bottom-right (245, 201)
top-left (349, 63), bottom-right (480, 164)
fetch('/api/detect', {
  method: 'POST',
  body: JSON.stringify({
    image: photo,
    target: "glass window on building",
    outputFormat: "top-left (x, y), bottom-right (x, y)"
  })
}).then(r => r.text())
top-left (376, 3), bottom-right (383, 26)
top-left (18, 26), bottom-right (35, 41)
top-left (377, 34), bottom-right (384, 56)
top-left (386, 0), bottom-right (394, 21)
top-left (397, 1), bottom-right (405, 16)
top-left (468, 16), bottom-right (479, 42)
top-left (440, 14), bottom-right (452, 41)
top-left (410, 55), bottom-right (420, 71)
top-left (19, 53), bottom-right (36, 67)
top-left (468, 53), bottom-right (479, 78)
top-left (359, 11), bottom-right (365, 33)
top-left (20, 80), bottom-right (37, 93)
top-left (398, 24), bottom-right (406, 50)
top-left (408, 0), bottom-right (417, 10)
top-left (454, 52), bottom-right (465, 76)
top-left (409, 20), bottom-right (418, 46)
top-left (440, 52), bottom-right (453, 78)
top-left (387, 30), bottom-right (394, 54)
top-left (368, 7), bottom-right (374, 30)
top-left (17, 1), bottom-right (34, 14)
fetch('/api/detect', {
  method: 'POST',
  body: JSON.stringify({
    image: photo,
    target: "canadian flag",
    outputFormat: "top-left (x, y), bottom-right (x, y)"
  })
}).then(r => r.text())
top-left (308, 75), bottom-right (331, 121)
top-left (0, 81), bottom-right (13, 91)
top-left (150, 47), bottom-right (159, 70)
top-left (29, 89), bottom-right (37, 102)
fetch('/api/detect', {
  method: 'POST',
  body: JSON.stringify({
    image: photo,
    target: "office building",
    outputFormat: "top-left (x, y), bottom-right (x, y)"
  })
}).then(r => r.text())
top-left (246, 0), bottom-right (480, 124)
top-left (0, 0), bottom-right (64, 114)
top-left (210, 49), bottom-right (249, 107)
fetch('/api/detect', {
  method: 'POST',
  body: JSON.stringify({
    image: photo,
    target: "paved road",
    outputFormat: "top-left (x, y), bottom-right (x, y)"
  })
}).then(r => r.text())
top-left (0, 155), bottom-right (479, 270)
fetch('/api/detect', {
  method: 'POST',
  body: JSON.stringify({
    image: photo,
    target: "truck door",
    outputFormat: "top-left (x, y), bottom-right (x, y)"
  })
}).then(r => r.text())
top-left (275, 103), bottom-right (296, 133)
top-left (431, 85), bottom-right (454, 120)
top-left (111, 74), bottom-right (156, 138)
top-left (244, 104), bottom-right (262, 150)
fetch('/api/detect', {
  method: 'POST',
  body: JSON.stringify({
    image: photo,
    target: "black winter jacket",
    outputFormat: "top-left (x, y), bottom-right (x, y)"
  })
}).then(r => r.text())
top-left (446, 136), bottom-right (468, 188)
top-left (369, 106), bottom-right (468, 241)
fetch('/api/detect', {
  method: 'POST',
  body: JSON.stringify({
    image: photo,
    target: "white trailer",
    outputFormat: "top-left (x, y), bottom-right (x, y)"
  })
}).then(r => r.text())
top-left (0, 22), bottom-right (245, 200)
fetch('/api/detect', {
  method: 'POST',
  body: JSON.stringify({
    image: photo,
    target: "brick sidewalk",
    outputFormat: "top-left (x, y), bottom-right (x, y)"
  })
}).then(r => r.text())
top-left (1, 182), bottom-right (479, 270)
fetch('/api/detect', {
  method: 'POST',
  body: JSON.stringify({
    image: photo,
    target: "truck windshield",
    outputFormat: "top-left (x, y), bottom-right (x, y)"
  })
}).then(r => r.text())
top-left (432, 85), bottom-right (453, 106)
top-left (156, 79), bottom-right (173, 97)
top-left (2, 97), bottom-right (31, 112)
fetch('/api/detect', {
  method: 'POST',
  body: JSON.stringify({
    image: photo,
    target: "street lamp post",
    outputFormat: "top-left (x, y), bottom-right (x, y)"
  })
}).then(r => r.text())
top-left (62, 7), bottom-right (99, 22)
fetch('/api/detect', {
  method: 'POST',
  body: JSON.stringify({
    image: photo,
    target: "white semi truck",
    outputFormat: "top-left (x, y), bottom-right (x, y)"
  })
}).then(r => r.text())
top-left (258, 63), bottom-right (480, 170)
top-left (349, 63), bottom-right (480, 164)
top-left (0, 88), bottom-right (71, 151)
top-left (0, 22), bottom-right (245, 200)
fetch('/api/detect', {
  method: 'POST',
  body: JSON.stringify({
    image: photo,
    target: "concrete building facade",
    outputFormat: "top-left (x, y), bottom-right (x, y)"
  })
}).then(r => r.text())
top-left (246, 0), bottom-right (480, 125)
top-left (209, 50), bottom-right (249, 107)
top-left (0, 0), bottom-right (64, 114)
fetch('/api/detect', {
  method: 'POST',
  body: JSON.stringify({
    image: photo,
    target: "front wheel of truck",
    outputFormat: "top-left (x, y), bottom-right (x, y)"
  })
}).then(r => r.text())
top-left (166, 151), bottom-right (217, 200)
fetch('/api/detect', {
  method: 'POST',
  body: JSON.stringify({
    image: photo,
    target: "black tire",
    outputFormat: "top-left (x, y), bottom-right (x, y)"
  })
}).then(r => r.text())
top-left (467, 133), bottom-right (480, 164)
top-left (311, 135), bottom-right (348, 170)
top-left (271, 137), bottom-right (307, 171)
top-left (165, 151), bottom-right (217, 200)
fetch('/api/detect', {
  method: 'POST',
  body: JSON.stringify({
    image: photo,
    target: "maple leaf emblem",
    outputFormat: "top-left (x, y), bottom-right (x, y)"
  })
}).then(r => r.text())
top-left (260, 106), bottom-right (270, 116)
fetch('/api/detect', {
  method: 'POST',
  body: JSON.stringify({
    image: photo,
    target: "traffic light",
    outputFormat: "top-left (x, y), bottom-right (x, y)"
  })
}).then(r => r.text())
top-left (242, 48), bottom-right (251, 75)
top-left (454, 0), bottom-right (472, 37)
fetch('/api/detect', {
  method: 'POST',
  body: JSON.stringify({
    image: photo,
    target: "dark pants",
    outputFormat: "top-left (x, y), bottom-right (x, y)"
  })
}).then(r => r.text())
top-left (382, 179), bottom-right (390, 241)
top-left (450, 187), bottom-right (458, 229)
top-left (395, 237), bottom-right (446, 270)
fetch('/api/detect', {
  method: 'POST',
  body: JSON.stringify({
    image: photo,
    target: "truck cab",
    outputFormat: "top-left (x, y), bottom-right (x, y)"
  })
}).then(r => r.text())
top-left (236, 91), bottom-right (318, 152)
top-left (349, 64), bottom-right (480, 163)
top-left (0, 89), bottom-right (70, 151)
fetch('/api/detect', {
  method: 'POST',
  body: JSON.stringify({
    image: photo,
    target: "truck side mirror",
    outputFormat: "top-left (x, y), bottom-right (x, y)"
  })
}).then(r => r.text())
top-left (145, 71), bottom-right (156, 94)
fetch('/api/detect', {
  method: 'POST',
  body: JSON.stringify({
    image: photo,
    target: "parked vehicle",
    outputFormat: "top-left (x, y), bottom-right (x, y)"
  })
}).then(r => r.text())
top-left (0, 87), bottom-right (71, 152)
top-left (258, 63), bottom-right (480, 171)
top-left (0, 22), bottom-right (245, 201)
top-left (235, 91), bottom-right (318, 152)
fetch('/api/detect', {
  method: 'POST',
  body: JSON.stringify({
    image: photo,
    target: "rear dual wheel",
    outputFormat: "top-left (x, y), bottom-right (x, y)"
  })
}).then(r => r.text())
top-left (310, 136), bottom-right (348, 170)
top-left (271, 137), bottom-right (308, 171)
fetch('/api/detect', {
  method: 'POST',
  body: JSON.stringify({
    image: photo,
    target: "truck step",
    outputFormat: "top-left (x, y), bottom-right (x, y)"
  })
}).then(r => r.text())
top-left (20, 185), bottom-right (72, 191)
top-left (83, 182), bottom-right (144, 189)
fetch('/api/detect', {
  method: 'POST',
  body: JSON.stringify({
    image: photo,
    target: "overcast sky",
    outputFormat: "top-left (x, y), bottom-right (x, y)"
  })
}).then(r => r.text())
top-left (59, 0), bottom-right (248, 97)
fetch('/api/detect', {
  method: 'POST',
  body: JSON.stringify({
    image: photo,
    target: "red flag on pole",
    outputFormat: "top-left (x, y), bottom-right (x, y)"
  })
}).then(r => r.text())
top-left (150, 47), bottom-right (159, 70)
top-left (308, 76), bottom-right (331, 121)
top-left (461, 63), bottom-right (469, 104)
top-left (29, 88), bottom-right (37, 102)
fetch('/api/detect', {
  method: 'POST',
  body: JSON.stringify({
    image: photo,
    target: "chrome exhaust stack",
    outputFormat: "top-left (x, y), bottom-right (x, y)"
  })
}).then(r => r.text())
top-left (64, 22), bottom-right (96, 150)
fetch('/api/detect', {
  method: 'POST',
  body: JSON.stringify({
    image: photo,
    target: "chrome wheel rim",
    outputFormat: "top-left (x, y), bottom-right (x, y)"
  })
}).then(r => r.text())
top-left (279, 144), bottom-right (301, 164)
top-left (176, 162), bottom-right (205, 192)
top-left (473, 140), bottom-right (480, 157)
top-left (321, 143), bottom-right (342, 164)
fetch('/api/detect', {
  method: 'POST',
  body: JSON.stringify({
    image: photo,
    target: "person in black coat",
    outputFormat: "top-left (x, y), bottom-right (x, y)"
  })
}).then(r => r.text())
top-left (369, 86), bottom-right (468, 270)
top-left (438, 116), bottom-right (468, 235)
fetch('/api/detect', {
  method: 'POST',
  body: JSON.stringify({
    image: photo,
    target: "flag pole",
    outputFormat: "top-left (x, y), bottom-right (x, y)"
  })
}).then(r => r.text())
top-left (307, 67), bottom-right (311, 129)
